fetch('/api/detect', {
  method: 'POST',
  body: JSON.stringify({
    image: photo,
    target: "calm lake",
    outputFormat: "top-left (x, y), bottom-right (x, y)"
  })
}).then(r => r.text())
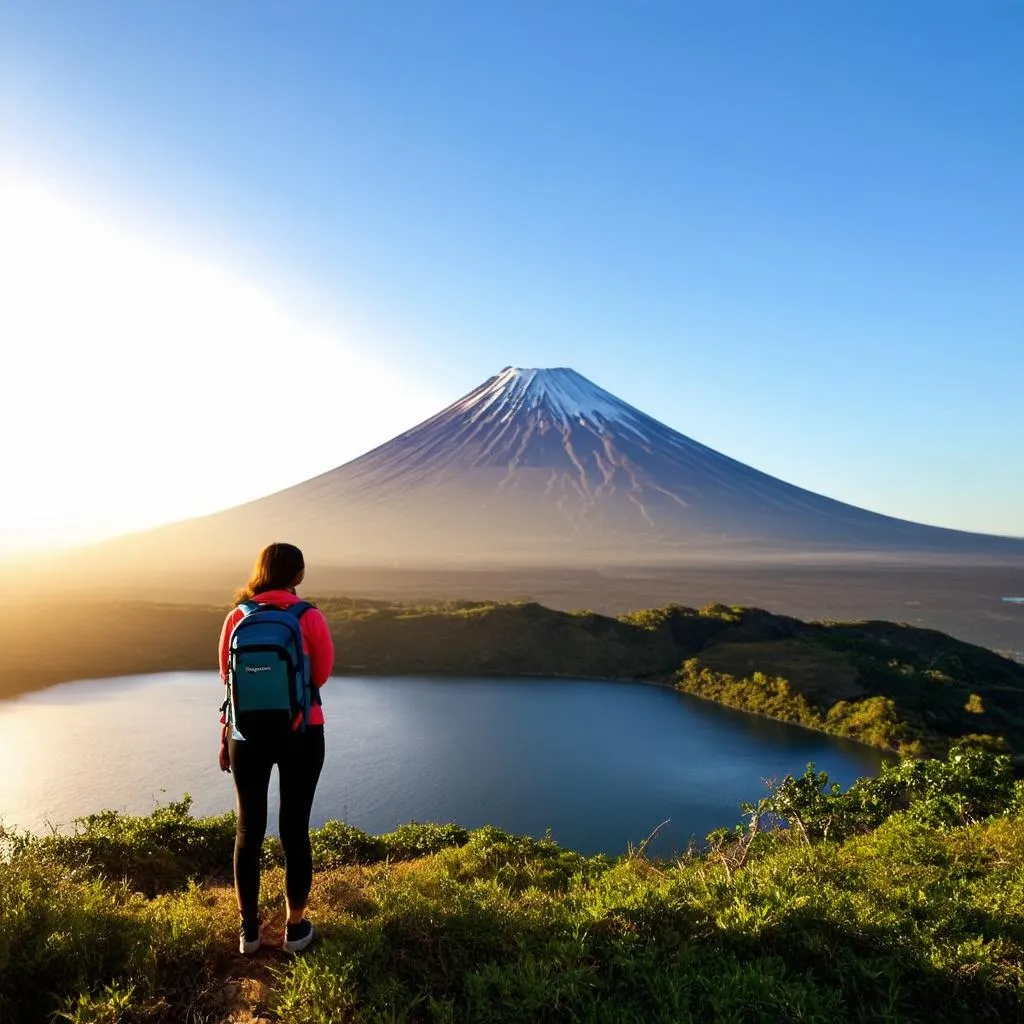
top-left (0, 673), bottom-right (885, 856)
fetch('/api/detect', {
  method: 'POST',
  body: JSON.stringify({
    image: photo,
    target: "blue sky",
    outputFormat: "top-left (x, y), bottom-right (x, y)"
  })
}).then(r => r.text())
top-left (2, 1), bottom-right (1022, 547)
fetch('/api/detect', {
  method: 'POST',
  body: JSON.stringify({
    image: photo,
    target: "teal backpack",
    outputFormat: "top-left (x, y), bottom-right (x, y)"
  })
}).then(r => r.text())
top-left (225, 601), bottom-right (315, 742)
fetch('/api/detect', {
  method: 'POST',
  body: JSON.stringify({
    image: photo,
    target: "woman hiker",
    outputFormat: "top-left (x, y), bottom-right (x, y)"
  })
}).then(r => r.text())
top-left (218, 542), bottom-right (335, 954)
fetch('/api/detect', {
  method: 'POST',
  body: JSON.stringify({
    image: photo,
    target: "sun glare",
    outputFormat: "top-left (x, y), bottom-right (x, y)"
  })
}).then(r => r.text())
top-left (0, 169), bottom-right (438, 558)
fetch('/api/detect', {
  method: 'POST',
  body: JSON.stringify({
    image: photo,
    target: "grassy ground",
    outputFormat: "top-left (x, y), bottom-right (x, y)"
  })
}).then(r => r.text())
top-left (3, 749), bottom-right (1024, 1024)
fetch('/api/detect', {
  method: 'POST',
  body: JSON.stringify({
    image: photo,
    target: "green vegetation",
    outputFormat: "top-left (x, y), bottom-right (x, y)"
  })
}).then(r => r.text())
top-left (677, 661), bottom-right (915, 754)
top-left (3, 598), bottom-right (1023, 760)
top-left (3, 746), bottom-right (1024, 1022)
top-left (676, 606), bottom-right (1024, 761)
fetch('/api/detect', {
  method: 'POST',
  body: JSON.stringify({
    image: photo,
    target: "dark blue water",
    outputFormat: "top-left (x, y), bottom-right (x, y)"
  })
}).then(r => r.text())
top-left (0, 672), bottom-right (885, 856)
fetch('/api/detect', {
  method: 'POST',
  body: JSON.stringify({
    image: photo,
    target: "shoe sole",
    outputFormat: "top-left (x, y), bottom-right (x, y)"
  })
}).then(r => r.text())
top-left (239, 938), bottom-right (260, 955)
top-left (282, 924), bottom-right (315, 954)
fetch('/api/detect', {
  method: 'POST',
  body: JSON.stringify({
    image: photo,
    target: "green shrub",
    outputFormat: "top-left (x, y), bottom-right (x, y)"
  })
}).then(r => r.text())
top-left (699, 602), bottom-right (743, 622)
top-left (965, 693), bottom-right (986, 714)
top-left (309, 820), bottom-right (474, 868)
top-left (309, 820), bottom-right (385, 867)
top-left (618, 604), bottom-right (692, 631)
top-left (677, 660), bottom-right (825, 730)
top-left (18, 796), bottom-right (235, 896)
top-left (380, 821), bottom-right (469, 859)
top-left (752, 743), bottom-right (1018, 843)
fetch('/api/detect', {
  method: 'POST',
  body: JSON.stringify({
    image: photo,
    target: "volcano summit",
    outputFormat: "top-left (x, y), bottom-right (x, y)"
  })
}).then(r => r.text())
top-left (134, 366), bottom-right (1021, 568)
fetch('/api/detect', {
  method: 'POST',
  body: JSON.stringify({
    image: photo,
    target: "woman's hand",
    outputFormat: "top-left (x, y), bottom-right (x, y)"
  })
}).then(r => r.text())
top-left (219, 730), bottom-right (231, 773)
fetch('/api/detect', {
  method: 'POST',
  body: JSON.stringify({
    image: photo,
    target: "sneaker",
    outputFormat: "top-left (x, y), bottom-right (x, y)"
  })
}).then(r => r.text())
top-left (283, 919), bottom-right (315, 954)
top-left (239, 918), bottom-right (261, 955)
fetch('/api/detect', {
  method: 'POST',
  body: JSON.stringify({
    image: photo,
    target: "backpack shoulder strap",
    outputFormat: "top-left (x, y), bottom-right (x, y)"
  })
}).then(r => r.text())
top-left (238, 600), bottom-right (261, 617)
top-left (284, 602), bottom-right (317, 704)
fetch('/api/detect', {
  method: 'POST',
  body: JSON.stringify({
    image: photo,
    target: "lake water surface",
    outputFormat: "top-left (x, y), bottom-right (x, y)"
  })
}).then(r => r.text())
top-left (0, 673), bottom-right (885, 855)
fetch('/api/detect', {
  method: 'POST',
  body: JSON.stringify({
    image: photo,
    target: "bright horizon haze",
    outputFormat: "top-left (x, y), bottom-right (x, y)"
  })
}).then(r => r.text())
top-left (3, 2), bottom-right (1022, 554)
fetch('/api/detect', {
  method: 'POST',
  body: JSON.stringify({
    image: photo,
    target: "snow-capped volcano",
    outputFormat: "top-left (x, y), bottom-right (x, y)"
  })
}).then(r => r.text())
top-left (116, 366), bottom-right (1024, 567)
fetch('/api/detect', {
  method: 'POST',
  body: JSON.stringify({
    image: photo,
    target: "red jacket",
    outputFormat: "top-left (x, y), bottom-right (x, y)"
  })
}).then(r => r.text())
top-left (218, 589), bottom-right (335, 726)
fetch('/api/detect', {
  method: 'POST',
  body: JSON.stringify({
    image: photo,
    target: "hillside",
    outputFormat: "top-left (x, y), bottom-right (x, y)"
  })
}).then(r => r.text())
top-left (3, 598), bottom-right (1023, 761)
top-left (2, 746), bottom-right (1023, 1023)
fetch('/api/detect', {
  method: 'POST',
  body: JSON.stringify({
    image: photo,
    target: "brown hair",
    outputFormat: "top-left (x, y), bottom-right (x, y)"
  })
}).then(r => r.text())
top-left (233, 542), bottom-right (306, 604)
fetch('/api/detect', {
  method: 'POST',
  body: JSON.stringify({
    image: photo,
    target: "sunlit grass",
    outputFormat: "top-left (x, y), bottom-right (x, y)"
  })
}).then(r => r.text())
top-left (2, 747), bottom-right (1023, 1022)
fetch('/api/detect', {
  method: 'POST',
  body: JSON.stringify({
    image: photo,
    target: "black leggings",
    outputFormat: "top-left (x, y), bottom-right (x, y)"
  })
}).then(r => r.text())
top-left (229, 726), bottom-right (325, 922)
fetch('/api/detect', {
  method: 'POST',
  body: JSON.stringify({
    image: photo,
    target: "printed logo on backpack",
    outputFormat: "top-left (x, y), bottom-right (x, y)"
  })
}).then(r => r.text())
top-left (226, 601), bottom-right (314, 742)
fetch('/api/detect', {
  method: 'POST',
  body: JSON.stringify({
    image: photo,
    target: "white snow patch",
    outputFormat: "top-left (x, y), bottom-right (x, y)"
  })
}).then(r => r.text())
top-left (463, 366), bottom-right (650, 434)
